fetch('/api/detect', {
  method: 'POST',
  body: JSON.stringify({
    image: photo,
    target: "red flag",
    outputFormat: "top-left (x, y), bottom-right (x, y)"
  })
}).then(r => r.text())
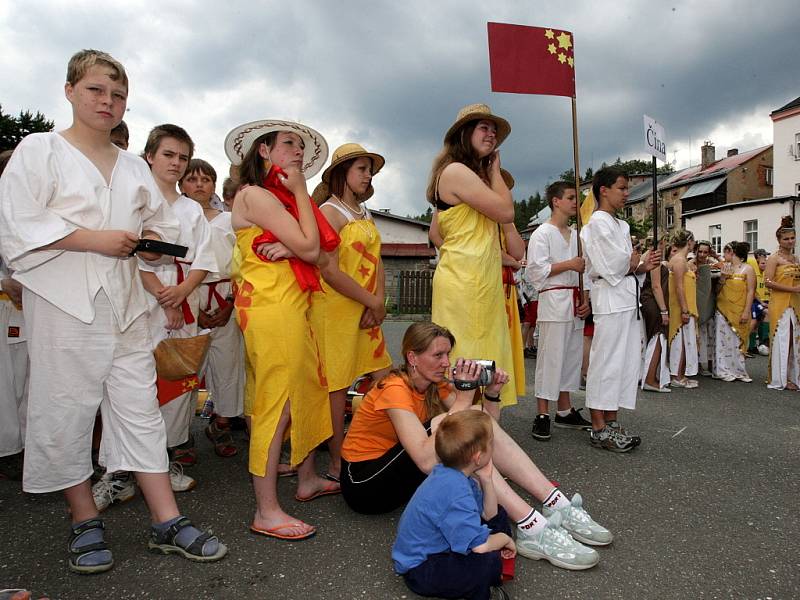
top-left (488, 22), bottom-right (576, 98)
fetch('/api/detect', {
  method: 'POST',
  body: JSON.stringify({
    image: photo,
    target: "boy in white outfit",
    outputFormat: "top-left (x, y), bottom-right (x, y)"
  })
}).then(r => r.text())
top-left (580, 168), bottom-right (660, 453)
top-left (0, 49), bottom-right (226, 573)
top-left (526, 181), bottom-right (592, 441)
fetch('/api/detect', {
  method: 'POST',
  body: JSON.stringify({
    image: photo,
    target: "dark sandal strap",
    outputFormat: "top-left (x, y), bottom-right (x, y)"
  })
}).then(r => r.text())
top-left (184, 531), bottom-right (216, 556)
top-left (69, 519), bottom-right (108, 554)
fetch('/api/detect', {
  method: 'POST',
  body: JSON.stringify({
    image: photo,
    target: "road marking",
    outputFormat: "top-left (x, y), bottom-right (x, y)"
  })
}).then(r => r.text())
top-left (671, 426), bottom-right (687, 438)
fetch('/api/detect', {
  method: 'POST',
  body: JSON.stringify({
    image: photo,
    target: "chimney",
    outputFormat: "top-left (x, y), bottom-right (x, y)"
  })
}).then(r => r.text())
top-left (727, 148), bottom-right (738, 157)
top-left (701, 141), bottom-right (715, 170)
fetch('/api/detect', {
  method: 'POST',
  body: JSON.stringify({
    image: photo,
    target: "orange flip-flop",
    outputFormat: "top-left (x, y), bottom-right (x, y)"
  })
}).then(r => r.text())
top-left (250, 522), bottom-right (316, 541)
top-left (294, 481), bottom-right (341, 503)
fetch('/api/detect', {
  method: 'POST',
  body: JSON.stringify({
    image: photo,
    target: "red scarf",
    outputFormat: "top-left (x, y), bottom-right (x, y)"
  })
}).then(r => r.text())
top-left (252, 165), bottom-right (340, 291)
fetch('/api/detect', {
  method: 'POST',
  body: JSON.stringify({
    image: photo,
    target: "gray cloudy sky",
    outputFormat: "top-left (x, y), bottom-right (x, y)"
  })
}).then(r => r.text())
top-left (2, 1), bottom-right (798, 217)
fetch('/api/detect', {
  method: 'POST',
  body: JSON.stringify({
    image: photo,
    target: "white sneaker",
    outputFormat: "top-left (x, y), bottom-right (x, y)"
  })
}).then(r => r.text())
top-left (516, 511), bottom-right (599, 570)
top-left (169, 461), bottom-right (196, 493)
top-left (541, 493), bottom-right (613, 546)
top-left (92, 472), bottom-right (136, 512)
top-left (757, 344), bottom-right (769, 356)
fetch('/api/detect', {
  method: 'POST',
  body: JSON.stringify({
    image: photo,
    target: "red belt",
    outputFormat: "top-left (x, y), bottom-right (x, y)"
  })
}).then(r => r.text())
top-left (206, 279), bottom-right (231, 312)
top-left (174, 259), bottom-right (195, 325)
top-left (539, 286), bottom-right (580, 316)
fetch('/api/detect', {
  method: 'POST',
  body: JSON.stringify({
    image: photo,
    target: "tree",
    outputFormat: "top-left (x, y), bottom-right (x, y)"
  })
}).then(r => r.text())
top-left (0, 104), bottom-right (55, 153)
top-left (515, 192), bottom-right (546, 230)
top-left (557, 167), bottom-right (593, 185)
top-left (407, 206), bottom-right (433, 223)
top-left (622, 214), bottom-right (653, 240)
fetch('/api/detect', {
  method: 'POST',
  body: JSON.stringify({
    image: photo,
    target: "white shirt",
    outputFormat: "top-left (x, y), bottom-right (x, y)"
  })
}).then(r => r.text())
top-left (207, 211), bottom-right (235, 279)
top-left (580, 211), bottom-right (639, 314)
top-left (0, 133), bottom-right (179, 330)
top-left (527, 223), bottom-right (580, 322)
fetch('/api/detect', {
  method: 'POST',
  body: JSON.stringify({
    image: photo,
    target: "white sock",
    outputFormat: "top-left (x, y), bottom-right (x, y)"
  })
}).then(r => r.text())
top-left (556, 409), bottom-right (572, 417)
top-left (543, 488), bottom-right (571, 510)
top-left (516, 509), bottom-right (547, 536)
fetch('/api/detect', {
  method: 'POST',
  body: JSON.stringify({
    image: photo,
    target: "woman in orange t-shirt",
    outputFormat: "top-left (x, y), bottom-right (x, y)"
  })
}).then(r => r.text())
top-left (340, 323), bottom-right (611, 564)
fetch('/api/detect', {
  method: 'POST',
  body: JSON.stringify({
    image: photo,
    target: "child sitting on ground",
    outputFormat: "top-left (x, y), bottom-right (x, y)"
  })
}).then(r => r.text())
top-left (392, 410), bottom-right (515, 600)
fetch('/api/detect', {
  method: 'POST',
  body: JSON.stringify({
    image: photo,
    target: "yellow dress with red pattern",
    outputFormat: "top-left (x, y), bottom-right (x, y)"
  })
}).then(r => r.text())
top-left (501, 231), bottom-right (526, 397)
top-left (311, 212), bottom-right (392, 392)
top-left (234, 226), bottom-right (332, 477)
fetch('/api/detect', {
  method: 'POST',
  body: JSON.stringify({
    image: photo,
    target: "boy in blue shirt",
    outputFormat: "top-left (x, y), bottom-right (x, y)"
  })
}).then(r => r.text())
top-left (393, 410), bottom-right (515, 600)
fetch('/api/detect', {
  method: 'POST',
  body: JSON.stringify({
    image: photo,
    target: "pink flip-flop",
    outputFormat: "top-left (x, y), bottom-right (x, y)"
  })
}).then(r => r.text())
top-left (250, 522), bottom-right (316, 541)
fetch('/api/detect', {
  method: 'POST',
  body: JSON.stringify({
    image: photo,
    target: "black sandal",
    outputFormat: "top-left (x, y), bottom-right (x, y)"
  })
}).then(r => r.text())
top-left (148, 516), bottom-right (228, 562)
top-left (68, 519), bottom-right (114, 574)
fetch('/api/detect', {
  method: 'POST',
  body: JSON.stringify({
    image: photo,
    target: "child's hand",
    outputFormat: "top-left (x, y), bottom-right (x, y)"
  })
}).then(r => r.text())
top-left (90, 230), bottom-right (139, 258)
top-left (157, 284), bottom-right (188, 309)
top-left (257, 242), bottom-right (294, 261)
top-left (163, 306), bottom-right (184, 330)
top-left (474, 458), bottom-right (495, 484)
top-left (501, 539), bottom-right (516, 559)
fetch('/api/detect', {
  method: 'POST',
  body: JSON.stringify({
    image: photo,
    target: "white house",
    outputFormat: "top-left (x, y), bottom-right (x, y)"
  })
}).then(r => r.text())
top-left (683, 196), bottom-right (798, 254)
top-left (770, 96), bottom-right (800, 198)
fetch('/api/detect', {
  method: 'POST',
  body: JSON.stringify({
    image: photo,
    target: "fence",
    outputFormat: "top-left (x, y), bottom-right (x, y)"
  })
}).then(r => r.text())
top-left (396, 270), bottom-right (433, 313)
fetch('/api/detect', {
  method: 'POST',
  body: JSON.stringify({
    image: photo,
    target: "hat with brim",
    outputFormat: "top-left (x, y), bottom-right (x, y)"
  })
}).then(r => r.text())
top-left (500, 168), bottom-right (514, 190)
top-left (224, 119), bottom-right (329, 179)
top-left (311, 143), bottom-right (386, 205)
top-left (444, 103), bottom-right (511, 147)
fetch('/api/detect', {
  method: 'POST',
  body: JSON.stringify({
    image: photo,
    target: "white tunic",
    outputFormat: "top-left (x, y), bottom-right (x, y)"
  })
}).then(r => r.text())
top-left (0, 133), bottom-right (179, 331)
top-left (138, 194), bottom-right (218, 346)
top-left (526, 223), bottom-right (583, 323)
top-left (580, 211), bottom-right (639, 314)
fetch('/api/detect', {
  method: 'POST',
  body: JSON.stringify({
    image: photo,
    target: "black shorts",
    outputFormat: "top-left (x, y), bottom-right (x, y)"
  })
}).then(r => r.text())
top-left (341, 420), bottom-right (432, 515)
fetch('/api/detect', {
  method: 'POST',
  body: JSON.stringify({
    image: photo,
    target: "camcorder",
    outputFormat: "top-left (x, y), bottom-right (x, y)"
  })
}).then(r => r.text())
top-left (452, 359), bottom-right (496, 388)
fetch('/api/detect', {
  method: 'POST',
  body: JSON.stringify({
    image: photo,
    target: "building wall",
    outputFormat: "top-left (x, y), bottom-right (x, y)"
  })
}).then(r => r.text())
top-left (726, 148), bottom-right (773, 202)
top-left (371, 213), bottom-right (430, 244)
top-left (773, 111), bottom-right (800, 197)
top-left (683, 198), bottom-right (797, 254)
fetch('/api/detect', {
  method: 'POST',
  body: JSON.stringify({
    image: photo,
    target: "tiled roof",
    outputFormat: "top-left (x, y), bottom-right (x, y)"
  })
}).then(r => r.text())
top-left (381, 243), bottom-right (436, 257)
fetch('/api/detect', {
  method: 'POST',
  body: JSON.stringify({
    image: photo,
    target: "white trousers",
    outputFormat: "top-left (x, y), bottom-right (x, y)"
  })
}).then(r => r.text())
top-left (697, 320), bottom-right (716, 367)
top-left (0, 301), bottom-right (28, 456)
top-left (768, 309), bottom-right (800, 390)
top-left (23, 290), bottom-right (168, 493)
top-left (534, 320), bottom-right (583, 401)
top-left (713, 312), bottom-right (748, 380)
top-left (586, 309), bottom-right (643, 411)
top-left (641, 334), bottom-right (670, 389)
top-left (199, 315), bottom-right (245, 418)
top-left (669, 317), bottom-right (699, 377)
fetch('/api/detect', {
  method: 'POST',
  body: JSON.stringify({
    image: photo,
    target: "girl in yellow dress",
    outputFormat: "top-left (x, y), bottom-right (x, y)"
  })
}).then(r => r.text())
top-left (225, 119), bottom-right (339, 541)
top-left (427, 104), bottom-right (523, 416)
top-left (714, 242), bottom-right (756, 383)
top-left (764, 216), bottom-right (800, 389)
top-left (667, 230), bottom-right (699, 388)
top-left (310, 143), bottom-right (393, 482)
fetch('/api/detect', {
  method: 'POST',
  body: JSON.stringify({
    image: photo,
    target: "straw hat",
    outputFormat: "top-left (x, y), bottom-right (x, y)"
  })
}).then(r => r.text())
top-left (444, 103), bottom-right (511, 147)
top-left (224, 119), bottom-right (329, 179)
top-left (500, 169), bottom-right (514, 190)
top-left (311, 143), bottom-right (386, 205)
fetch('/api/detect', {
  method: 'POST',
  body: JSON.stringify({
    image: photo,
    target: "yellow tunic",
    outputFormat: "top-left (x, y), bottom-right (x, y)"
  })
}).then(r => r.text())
top-left (716, 272), bottom-right (749, 352)
top-left (432, 204), bottom-right (517, 407)
top-left (501, 233), bottom-right (525, 397)
top-left (668, 270), bottom-right (699, 342)
top-left (768, 263), bottom-right (800, 341)
top-left (234, 227), bottom-right (332, 476)
top-left (312, 216), bottom-right (392, 391)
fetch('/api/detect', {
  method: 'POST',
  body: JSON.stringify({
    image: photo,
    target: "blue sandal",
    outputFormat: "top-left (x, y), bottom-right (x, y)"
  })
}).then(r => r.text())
top-left (148, 516), bottom-right (227, 562)
top-left (68, 518), bottom-right (114, 574)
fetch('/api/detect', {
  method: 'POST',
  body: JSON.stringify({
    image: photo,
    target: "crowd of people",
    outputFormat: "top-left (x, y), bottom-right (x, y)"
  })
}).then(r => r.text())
top-left (0, 48), bottom-right (796, 599)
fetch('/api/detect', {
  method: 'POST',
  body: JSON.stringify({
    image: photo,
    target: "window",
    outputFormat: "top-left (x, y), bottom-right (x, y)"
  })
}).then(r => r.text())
top-left (710, 224), bottom-right (722, 254)
top-left (666, 206), bottom-right (675, 228)
top-left (796, 133), bottom-right (800, 160)
top-left (744, 220), bottom-right (758, 250)
top-left (765, 167), bottom-right (773, 186)
top-left (796, 182), bottom-right (800, 196)
top-left (623, 206), bottom-right (633, 219)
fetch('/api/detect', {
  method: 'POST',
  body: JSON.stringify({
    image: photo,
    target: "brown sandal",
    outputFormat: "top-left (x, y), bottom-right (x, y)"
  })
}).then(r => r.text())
top-left (205, 422), bottom-right (238, 458)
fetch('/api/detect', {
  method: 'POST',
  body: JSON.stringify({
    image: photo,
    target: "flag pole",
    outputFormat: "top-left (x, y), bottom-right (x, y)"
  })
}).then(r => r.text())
top-left (571, 96), bottom-right (585, 297)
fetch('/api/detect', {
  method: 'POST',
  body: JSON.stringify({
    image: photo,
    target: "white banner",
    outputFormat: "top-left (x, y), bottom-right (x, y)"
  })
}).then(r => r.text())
top-left (643, 114), bottom-right (666, 163)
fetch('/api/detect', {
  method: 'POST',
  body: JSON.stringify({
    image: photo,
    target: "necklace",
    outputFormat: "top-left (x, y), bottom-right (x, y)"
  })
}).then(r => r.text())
top-left (333, 194), bottom-right (365, 218)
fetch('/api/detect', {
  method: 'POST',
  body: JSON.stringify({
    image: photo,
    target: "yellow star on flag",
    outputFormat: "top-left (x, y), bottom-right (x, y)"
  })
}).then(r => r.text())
top-left (545, 29), bottom-right (555, 39)
top-left (547, 43), bottom-right (557, 55)
top-left (567, 56), bottom-right (574, 67)
top-left (558, 53), bottom-right (567, 64)
top-left (557, 31), bottom-right (572, 50)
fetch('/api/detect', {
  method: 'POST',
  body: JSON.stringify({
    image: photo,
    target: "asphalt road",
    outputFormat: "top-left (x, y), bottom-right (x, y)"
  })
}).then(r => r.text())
top-left (2, 320), bottom-right (798, 599)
